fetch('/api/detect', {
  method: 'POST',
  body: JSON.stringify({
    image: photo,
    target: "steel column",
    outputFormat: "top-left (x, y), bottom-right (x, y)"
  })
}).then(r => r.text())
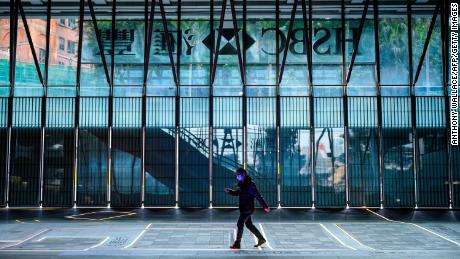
top-left (373, 0), bottom-right (384, 208)
top-left (308, 0), bottom-right (315, 208)
top-left (209, 0), bottom-right (213, 207)
top-left (74, 0), bottom-right (85, 207)
top-left (275, 0), bottom-right (281, 207)
top-left (38, 0), bottom-right (51, 207)
top-left (440, 0), bottom-right (452, 208)
top-left (341, 0), bottom-right (349, 208)
top-left (407, 0), bottom-right (418, 208)
top-left (5, 0), bottom-right (17, 207)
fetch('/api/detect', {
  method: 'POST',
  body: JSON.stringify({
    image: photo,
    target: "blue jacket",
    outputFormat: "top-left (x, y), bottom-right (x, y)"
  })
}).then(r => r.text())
top-left (229, 176), bottom-right (268, 213)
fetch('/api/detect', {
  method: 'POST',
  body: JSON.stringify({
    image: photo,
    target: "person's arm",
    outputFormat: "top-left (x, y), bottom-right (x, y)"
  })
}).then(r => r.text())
top-left (249, 182), bottom-right (268, 209)
top-left (225, 188), bottom-right (241, 196)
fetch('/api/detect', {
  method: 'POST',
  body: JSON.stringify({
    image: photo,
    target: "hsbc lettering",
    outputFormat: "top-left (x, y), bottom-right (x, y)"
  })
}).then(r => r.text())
top-left (260, 27), bottom-right (361, 56)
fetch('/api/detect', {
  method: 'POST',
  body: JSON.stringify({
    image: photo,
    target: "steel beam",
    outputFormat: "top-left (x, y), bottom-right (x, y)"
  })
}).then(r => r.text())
top-left (17, 0), bottom-right (44, 88)
top-left (279, 0), bottom-right (298, 84)
top-left (210, 0), bottom-right (227, 86)
top-left (407, 0), bottom-right (418, 208)
top-left (74, 0), bottom-right (85, 207)
top-left (373, 0), bottom-right (384, 208)
top-left (346, 0), bottom-right (370, 84)
top-left (413, 3), bottom-right (440, 85)
top-left (158, 0), bottom-right (179, 88)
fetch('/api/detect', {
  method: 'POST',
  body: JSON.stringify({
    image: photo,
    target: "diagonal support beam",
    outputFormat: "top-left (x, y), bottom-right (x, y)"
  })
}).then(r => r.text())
top-left (44, 0), bottom-right (51, 90)
top-left (143, 0), bottom-right (156, 87)
top-left (210, 0), bottom-right (227, 86)
top-left (229, 0), bottom-right (245, 85)
top-left (414, 3), bottom-right (440, 85)
top-left (158, 0), bottom-right (179, 88)
top-left (346, 0), bottom-right (370, 84)
top-left (301, 0), bottom-right (312, 86)
top-left (76, 0), bottom-right (85, 92)
top-left (279, 0), bottom-right (299, 84)
top-left (17, 0), bottom-right (45, 87)
top-left (87, 0), bottom-right (111, 87)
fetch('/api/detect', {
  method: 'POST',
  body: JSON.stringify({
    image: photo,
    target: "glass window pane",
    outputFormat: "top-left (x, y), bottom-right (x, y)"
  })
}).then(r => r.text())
top-left (14, 18), bottom-right (44, 96)
top-left (113, 20), bottom-right (144, 87)
top-left (280, 97), bottom-right (311, 206)
top-left (43, 98), bottom-right (74, 207)
top-left (247, 97), bottom-right (277, 206)
top-left (412, 7), bottom-right (443, 96)
top-left (179, 97), bottom-right (209, 207)
top-left (0, 98), bottom-right (8, 205)
top-left (111, 98), bottom-right (142, 207)
top-left (416, 97), bottom-right (448, 207)
top-left (0, 18), bottom-right (10, 88)
top-left (77, 97), bottom-right (108, 206)
top-left (49, 17), bottom-right (79, 89)
top-left (348, 97), bottom-right (380, 207)
top-left (147, 20), bottom-right (178, 96)
top-left (379, 13), bottom-right (410, 95)
top-left (314, 98), bottom-right (345, 207)
top-left (212, 97), bottom-right (243, 206)
top-left (246, 0), bottom-right (276, 95)
top-left (346, 18), bottom-right (376, 96)
top-left (180, 19), bottom-right (210, 96)
top-left (382, 97), bottom-right (414, 208)
top-left (9, 98), bottom-right (41, 206)
top-left (145, 97), bottom-right (176, 206)
top-left (81, 18), bottom-right (111, 96)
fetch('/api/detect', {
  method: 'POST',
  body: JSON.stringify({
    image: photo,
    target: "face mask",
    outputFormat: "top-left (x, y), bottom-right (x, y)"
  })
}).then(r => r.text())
top-left (236, 175), bottom-right (245, 182)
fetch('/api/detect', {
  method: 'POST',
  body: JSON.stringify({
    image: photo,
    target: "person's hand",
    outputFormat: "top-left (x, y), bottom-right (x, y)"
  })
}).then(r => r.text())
top-left (264, 207), bottom-right (270, 213)
top-left (224, 188), bottom-right (231, 193)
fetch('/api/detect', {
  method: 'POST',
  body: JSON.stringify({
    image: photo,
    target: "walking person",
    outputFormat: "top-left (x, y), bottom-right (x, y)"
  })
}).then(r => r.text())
top-left (224, 168), bottom-right (270, 249)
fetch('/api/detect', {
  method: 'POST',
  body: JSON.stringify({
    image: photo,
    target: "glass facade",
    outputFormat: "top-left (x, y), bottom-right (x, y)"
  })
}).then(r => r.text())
top-left (0, 0), bottom-right (454, 208)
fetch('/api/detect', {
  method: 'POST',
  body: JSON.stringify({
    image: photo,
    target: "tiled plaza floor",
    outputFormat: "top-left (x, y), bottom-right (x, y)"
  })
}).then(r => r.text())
top-left (0, 208), bottom-right (459, 258)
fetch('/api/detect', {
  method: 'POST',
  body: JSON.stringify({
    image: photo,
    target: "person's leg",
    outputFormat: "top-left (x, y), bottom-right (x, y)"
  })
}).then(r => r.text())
top-left (235, 212), bottom-right (251, 242)
top-left (244, 215), bottom-right (265, 241)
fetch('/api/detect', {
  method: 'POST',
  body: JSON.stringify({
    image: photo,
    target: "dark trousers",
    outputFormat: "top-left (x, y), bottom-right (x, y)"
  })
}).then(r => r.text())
top-left (235, 212), bottom-right (265, 242)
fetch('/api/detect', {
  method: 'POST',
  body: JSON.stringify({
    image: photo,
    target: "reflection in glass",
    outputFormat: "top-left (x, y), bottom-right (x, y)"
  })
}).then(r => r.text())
top-left (0, 19), bottom-right (10, 88)
top-left (247, 97), bottom-right (277, 206)
top-left (77, 98), bottom-right (108, 206)
top-left (111, 98), bottom-right (142, 207)
top-left (179, 98), bottom-right (209, 207)
top-left (145, 97), bottom-right (176, 206)
top-left (212, 97), bottom-right (243, 206)
top-left (280, 97), bottom-right (311, 206)
top-left (43, 98), bottom-right (75, 207)
top-left (9, 98), bottom-right (41, 206)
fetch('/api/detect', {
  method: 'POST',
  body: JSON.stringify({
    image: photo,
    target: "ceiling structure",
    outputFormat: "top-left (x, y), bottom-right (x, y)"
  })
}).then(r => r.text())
top-left (0, 0), bottom-right (439, 19)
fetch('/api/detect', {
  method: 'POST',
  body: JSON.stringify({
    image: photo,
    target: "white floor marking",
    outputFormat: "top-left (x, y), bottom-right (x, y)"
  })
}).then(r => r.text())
top-left (123, 223), bottom-right (152, 249)
top-left (319, 223), bottom-right (356, 251)
top-left (366, 209), bottom-right (460, 247)
top-left (334, 223), bottom-right (375, 250)
top-left (65, 211), bottom-right (136, 221)
top-left (148, 227), bottom-right (230, 230)
top-left (258, 224), bottom-right (274, 250)
top-left (36, 236), bottom-right (107, 242)
top-left (84, 236), bottom-right (110, 251)
top-left (0, 229), bottom-right (49, 250)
